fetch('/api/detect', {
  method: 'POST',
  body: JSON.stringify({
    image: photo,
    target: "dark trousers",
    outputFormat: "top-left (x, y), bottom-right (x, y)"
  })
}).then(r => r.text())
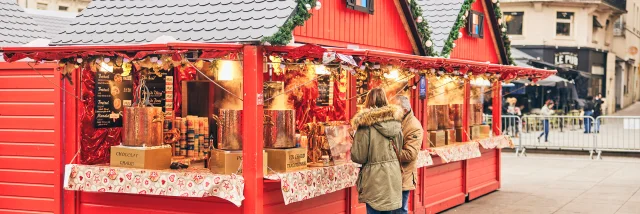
top-left (366, 204), bottom-right (392, 214)
top-left (392, 191), bottom-right (410, 214)
top-left (538, 120), bottom-right (549, 142)
top-left (584, 111), bottom-right (593, 133)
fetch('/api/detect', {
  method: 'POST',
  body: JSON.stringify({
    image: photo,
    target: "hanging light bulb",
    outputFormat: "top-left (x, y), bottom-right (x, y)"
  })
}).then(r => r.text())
top-left (458, 32), bottom-right (463, 39)
top-left (315, 1), bottom-right (321, 10)
top-left (417, 16), bottom-right (423, 23)
top-left (103, 57), bottom-right (111, 63)
top-left (123, 58), bottom-right (130, 63)
top-left (452, 43), bottom-right (456, 48)
top-left (305, 3), bottom-right (311, 10)
top-left (492, 0), bottom-right (498, 3)
top-left (76, 58), bottom-right (83, 63)
top-left (497, 3), bottom-right (500, 6)
top-left (502, 27), bottom-right (507, 32)
top-left (425, 40), bottom-right (433, 47)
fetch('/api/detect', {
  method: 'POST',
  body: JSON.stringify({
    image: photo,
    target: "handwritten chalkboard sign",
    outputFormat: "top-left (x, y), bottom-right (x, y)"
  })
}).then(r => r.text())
top-left (94, 72), bottom-right (133, 128)
top-left (316, 74), bottom-right (332, 106)
top-left (144, 70), bottom-right (173, 116)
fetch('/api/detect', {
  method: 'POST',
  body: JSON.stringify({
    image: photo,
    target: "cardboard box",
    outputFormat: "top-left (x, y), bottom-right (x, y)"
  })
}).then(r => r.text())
top-left (443, 129), bottom-right (456, 145)
top-left (110, 145), bottom-right (172, 170)
top-left (209, 149), bottom-right (267, 175)
top-left (470, 125), bottom-right (482, 140)
top-left (428, 130), bottom-right (446, 147)
top-left (479, 125), bottom-right (491, 139)
top-left (265, 148), bottom-right (307, 173)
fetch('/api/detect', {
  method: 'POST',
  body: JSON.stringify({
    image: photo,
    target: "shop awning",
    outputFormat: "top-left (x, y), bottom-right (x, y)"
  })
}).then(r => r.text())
top-left (1, 43), bottom-right (556, 81)
top-left (537, 75), bottom-right (568, 87)
top-left (528, 59), bottom-right (591, 78)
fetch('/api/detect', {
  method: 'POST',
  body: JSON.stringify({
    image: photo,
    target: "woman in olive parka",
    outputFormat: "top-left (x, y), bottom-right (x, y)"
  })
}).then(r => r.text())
top-left (351, 88), bottom-right (404, 213)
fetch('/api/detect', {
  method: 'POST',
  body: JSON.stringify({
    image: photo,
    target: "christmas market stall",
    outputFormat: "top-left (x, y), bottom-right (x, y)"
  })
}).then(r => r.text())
top-left (0, 0), bottom-right (555, 214)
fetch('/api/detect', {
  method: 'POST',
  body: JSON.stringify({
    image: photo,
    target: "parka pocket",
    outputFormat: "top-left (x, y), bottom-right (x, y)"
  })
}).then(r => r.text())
top-left (412, 172), bottom-right (416, 186)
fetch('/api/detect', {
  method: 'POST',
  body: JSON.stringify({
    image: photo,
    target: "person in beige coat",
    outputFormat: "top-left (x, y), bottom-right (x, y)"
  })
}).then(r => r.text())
top-left (391, 95), bottom-right (423, 214)
top-left (351, 88), bottom-right (404, 214)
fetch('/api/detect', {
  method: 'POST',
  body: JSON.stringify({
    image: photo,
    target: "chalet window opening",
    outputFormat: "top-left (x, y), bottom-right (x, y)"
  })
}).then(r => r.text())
top-left (467, 10), bottom-right (484, 38)
top-left (346, 0), bottom-right (374, 14)
top-left (556, 12), bottom-right (574, 37)
top-left (504, 12), bottom-right (524, 35)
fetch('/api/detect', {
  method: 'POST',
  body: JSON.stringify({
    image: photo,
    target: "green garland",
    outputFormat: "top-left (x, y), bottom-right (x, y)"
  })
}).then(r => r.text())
top-left (492, 1), bottom-right (516, 65)
top-left (408, 0), bottom-right (436, 56)
top-left (440, 0), bottom-right (475, 58)
top-left (262, 0), bottom-right (317, 45)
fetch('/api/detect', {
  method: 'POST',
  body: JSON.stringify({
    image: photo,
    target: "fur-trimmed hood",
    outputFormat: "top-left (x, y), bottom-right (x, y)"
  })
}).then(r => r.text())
top-left (351, 105), bottom-right (404, 128)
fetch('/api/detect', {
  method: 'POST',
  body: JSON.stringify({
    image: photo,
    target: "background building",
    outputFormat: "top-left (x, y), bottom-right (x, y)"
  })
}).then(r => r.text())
top-left (611, 0), bottom-right (640, 110)
top-left (501, 0), bottom-right (628, 114)
top-left (16, 0), bottom-right (90, 13)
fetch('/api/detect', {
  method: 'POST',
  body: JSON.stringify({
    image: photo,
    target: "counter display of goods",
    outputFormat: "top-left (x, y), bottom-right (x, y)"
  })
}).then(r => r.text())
top-left (63, 164), bottom-right (245, 206)
top-left (427, 76), bottom-right (463, 148)
top-left (264, 163), bottom-right (360, 205)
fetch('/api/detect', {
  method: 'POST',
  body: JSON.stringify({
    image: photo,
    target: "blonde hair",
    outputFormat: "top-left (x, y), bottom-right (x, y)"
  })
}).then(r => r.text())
top-left (364, 88), bottom-right (389, 108)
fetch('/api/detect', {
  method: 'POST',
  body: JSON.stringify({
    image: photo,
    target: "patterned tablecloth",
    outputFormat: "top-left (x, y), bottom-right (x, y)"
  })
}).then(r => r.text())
top-left (264, 163), bottom-right (360, 205)
top-left (416, 150), bottom-right (434, 168)
top-left (63, 164), bottom-right (245, 207)
top-left (427, 141), bottom-right (482, 163)
top-left (476, 135), bottom-right (515, 149)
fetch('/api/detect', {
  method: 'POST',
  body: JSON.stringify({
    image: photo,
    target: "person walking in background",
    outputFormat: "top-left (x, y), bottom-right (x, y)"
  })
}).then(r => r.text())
top-left (391, 95), bottom-right (423, 214)
top-left (514, 104), bottom-right (524, 137)
top-left (583, 96), bottom-right (595, 133)
top-left (351, 88), bottom-right (404, 214)
top-left (538, 100), bottom-right (554, 143)
top-left (593, 94), bottom-right (604, 133)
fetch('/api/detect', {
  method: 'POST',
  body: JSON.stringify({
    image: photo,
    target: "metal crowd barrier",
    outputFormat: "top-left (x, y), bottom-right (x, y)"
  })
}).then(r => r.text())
top-left (593, 116), bottom-right (640, 159)
top-left (515, 115), bottom-right (597, 158)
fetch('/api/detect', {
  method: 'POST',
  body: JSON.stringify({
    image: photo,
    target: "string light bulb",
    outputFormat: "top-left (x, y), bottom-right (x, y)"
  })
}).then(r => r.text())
top-left (305, 3), bottom-right (311, 10)
top-left (417, 16), bottom-right (423, 23)
top-left (425, 40), bottom-right (433, 47)
top-left (315, 1), bottom-right (321, 10)
top-left (458, 32), bottom-right (463, 39)
top-left (76, 58), bottom-right (83, 63)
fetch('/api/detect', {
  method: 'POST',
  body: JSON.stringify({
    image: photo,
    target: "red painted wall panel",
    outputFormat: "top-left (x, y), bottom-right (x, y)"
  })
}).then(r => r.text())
top-left (466, 148), bottom-right (500, 200)
top-left (450, 0), bottom-right (500, 64)
top-left (0, 62), bottom-right (61, 214)
top-left (78, 192), bottom-right (242, 214)
top-left (294, 0), bottom-right (415, 54)
top-left (420, 157), bottom-right (465, 214)
top-left (263, 182), bottom-right (349, 214)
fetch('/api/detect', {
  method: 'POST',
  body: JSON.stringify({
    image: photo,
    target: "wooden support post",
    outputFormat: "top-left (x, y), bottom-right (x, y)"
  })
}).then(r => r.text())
top-left (492, 81), bottom-right (502, 136)
top-left (462, 79), bottom-right (471, 142)
top-left (242, 45), bottom-right (264, 214)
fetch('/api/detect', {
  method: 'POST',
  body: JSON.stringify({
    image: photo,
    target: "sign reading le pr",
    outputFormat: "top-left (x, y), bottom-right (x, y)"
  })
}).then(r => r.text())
top-left (555, 52), bottom-right (578, 69)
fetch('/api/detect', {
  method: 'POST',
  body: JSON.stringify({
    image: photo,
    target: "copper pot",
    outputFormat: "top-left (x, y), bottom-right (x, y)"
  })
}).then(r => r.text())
top-left (212, 109), bottom-right (243, 150)
top-left (436, 105), bottom-right (452, 129)
top-left (263, 110), bottom-right (296, 148)
top-left (449, 104), bottom-right (464, 128)
top-left (426, 105), bottom-right (438, 131)
top-left (123, 106), bottom-right (164, 147)
top-left (474, 103), bottom-right (484, 125)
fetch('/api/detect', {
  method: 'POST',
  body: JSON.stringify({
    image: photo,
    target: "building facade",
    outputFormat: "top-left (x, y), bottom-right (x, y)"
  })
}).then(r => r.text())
top-left (501, 0), bottom-right (627, 114)
top-left (16, 0), bottom-right (90, 13)
top-left (612, 0), bottom-right (640, 108)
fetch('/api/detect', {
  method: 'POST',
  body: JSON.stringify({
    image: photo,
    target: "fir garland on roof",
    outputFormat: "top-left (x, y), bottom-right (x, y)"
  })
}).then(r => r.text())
top-left (408, 0), bottom-right (436, 56)
top-left (492, 1), bottom-right (516, 65)
top-left (440, 0), bottom-right (475, 58)
top-left (262, 0), bottom-right (317, 45)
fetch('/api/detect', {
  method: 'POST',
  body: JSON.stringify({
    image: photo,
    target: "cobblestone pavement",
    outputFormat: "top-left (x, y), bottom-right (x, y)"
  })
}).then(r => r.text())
top-left (442, 153), bottom-right (640, 214)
